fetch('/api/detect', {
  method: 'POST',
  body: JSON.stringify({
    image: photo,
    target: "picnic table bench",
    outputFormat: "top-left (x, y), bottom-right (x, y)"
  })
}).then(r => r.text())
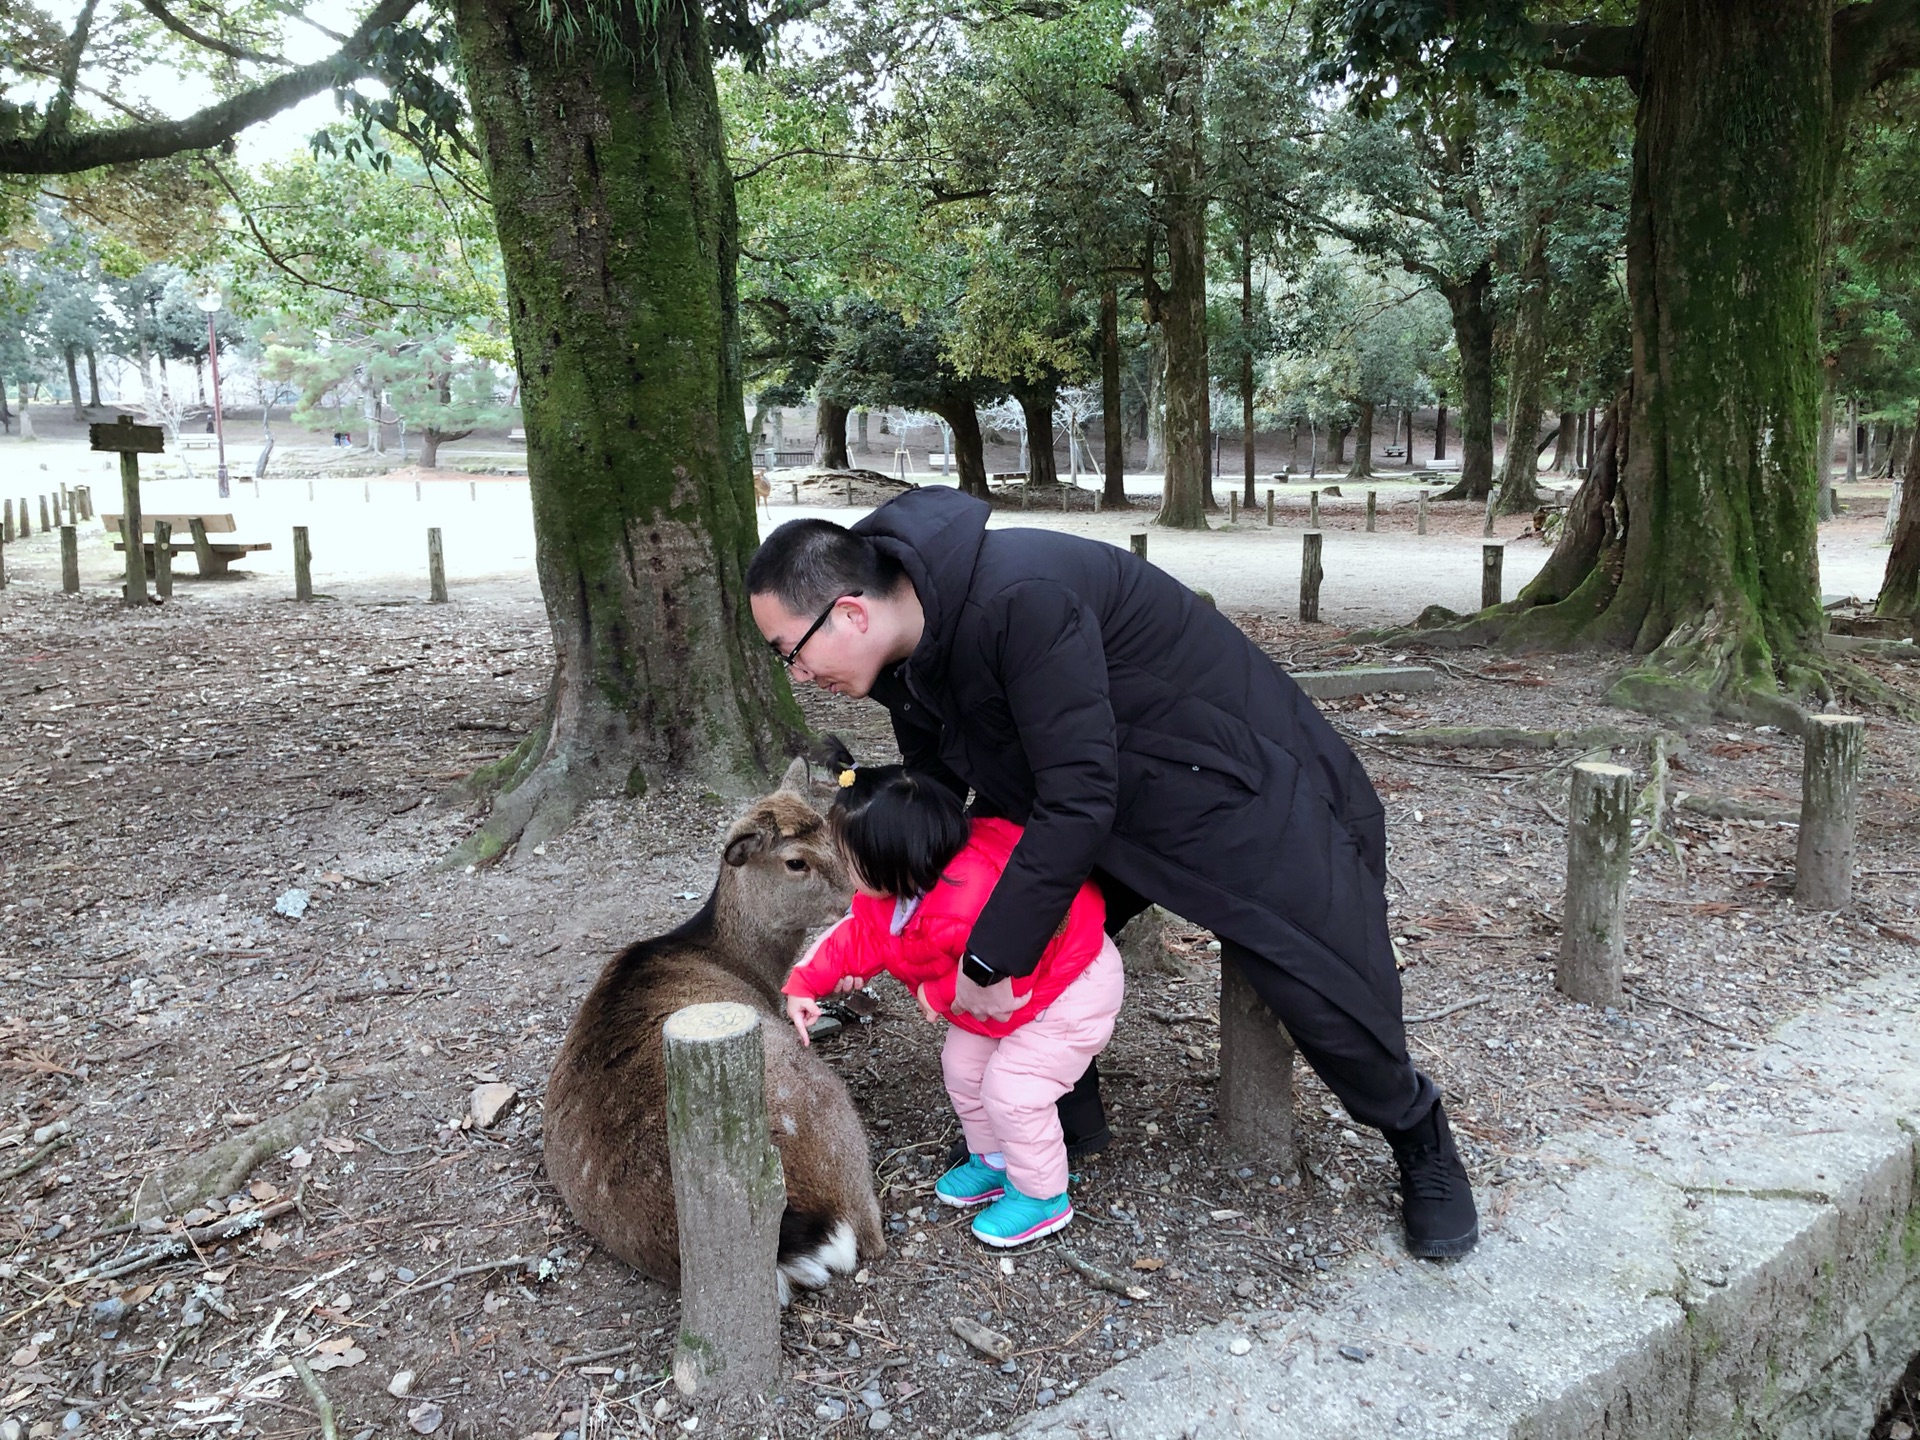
top-left (176, 433), bottom-right (219, 451)
top-left (102, 513), bottom-right (272, 577)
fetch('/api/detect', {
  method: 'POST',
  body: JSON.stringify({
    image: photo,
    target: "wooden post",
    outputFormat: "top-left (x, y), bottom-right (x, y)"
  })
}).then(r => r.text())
top-left (364, 480), bottom-right (371, 503)
top-left (415, 479), bottom-right (422, 502)
top-left (1417, 489), bottom-right (1429, 536)
top-left (428, 528), bottom-right (448, 603)
top-left (152, 520), bottom-right (174, 599)
top-left (91, 418), bottom-right (162, 608)
top-left (1266, 489), bottom-right (1275, 526)
top-left (39, 495), bottom-right (51, 532)
top-left (1558, 762), bottom-right (1633, 1006)
top-left (1228, 491), bottom-right (1238, 524)
top-left (790, 482), bottom-right (799, 506)
top-left (469, 481), bottom-right (477, 502)
top-left (18, 496), bottom-right (29, 537)
top-left (1795, 715), bottom-right (1864, 910)
top-left (845, 475), bottom-right (854, 505)
top-left (1218, 952), bottom-right (1295, 1172)
top-left (180, 519), bottom-right (212, 580)
top-left (0, 534), bottom-right (6, 589)
top-left (80, 486), bottom-right (92, 521)
top-left (1130, 532), bottom-right (1147, 561)
top-left (308, 480), bottom-right (315, 502)
top-left (1299, 532), bottom-right (1323, 623)
top-left (59, 525), bottom-right (78, 593)
top-left (1482, 544), bottom-right (1504, 609)
top-left (293, 526), bottom-right (313, 602)
top-left (3, 498), bottom-right (12, 542)
top-left (1483, 489), bottom-right (1496, 537)
top-left (664, 1002), bottom-right (783, 1398)
top-left (1366, 490), bottom-right (1377, 532)
top-left (1309, 489), bottom-right (1320, 528)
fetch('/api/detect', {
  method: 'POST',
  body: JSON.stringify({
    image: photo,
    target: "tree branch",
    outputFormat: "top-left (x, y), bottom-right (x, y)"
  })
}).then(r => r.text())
top-left (1523, 21), bottom-right (1639, 84)
top-left (135, 0), bottom-right (289, 66)
top-left (43, 0), bottom-right (101, 139)
top-left (0, 0), bottom-right (419, 176)
top-left (1834, 0), bottom-right (1920, 106)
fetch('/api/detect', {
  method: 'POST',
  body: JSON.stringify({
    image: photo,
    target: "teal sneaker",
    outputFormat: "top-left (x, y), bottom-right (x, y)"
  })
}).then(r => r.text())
top-left (971, 1183), bottom-right (1072, 1248)
top-left (935, 1155), bottom-right (1006, 1207)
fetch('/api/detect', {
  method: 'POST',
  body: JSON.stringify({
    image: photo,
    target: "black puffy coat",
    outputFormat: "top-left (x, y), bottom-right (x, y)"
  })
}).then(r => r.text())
top-left (853, 488), bottom-right (1406, 1052)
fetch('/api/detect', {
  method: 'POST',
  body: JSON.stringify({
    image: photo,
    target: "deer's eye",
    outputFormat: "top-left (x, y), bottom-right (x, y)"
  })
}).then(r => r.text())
top-left (785, 857), bottom-right (808, 873)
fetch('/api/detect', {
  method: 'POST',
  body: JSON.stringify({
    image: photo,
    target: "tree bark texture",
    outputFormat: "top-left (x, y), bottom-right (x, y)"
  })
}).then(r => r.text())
top-left (1550, 409), bottom-right (1577, 471)
top-left (1346, 401), bottom-right (1374, 478)
top-left (1100, 283), bottom-right (1127, 506)
top-left (1154, 12), bottom-right (1212, 530)
top-left (1816, 366), bottom-right (1838, 522)
top-left (1878, 421), bottom-right (1920, 618)
top-left (933, 402), bottom-right (991, 499)
top-left (64, 347), bottom-right (84, 421)
top-left (1439, 268), bottom-right (1496, 499)
top-left (1016, 389), bottom-right (1060, 491)
top-left (1495, 219), bottom-right (1552, 514)
top-left (815, 400), bottom-right (850, 470)
top-left (451, 0), bottom-right (802, 855)
top-left (1241, 233), bottom-right (1258, 508)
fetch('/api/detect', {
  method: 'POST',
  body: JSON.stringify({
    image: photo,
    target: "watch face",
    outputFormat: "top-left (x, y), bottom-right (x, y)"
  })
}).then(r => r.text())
top-left (962, 955), bottom-right (997, 985)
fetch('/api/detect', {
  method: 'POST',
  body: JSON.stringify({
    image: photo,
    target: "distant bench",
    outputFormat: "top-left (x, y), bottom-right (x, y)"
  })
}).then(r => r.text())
top-left (177, 434), bottom-right (219, 452)
top-left (102, 513), bottom-right (272, 578)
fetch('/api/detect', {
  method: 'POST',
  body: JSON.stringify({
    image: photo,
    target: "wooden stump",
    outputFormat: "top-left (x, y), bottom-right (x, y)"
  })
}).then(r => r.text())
top-left (790, 482), bottom-right (799, 506)
top-left (1228, 492), bottom-right (1237, 523)
top-left (1116, 906), bottom-right (1177, 976)
top-left (76, 486), bottom-right (91, 522)
top-left (152, 521), bottom-right (174, 599)
top-left (0, 534), bottom-right (7, 589)
top-left (4, 498), bottom-right (13, 543)
top-left (1417, 490), bottom-right (1429, 536)
top-left (1218, 953), bottom-right (1295, 1173)
top-left (1481, 544), bottom-right (1504, 609)
top-left (1309, 489), bottom-right (1320, 528)
top-left (1558, 762), bottom-right (1633, 1006)
top-left (1299, 532), bottom-right (1323, 623)
top-left (60, 525), bottom-right (78, 593)
top-left (1483, 489), bottom-right (1496, 537)
top-left (1266, 489), bottom-right (1275, 526)
top-left (1130, 532), bottom-right (1147, 560)
top-left (187, 518), bottom-right (216, 579)
top-left (428, 528), bottom-right (448, 603)
top-left (293, 526), bottom-right (313, 603)
top-left (1795, 715), bottom-right (1864, 910)
top-left (38, 495), bottom-right (51, 532)
top-left (1366, 490), bottom-right (1376, 532)
top-left (664, 1002), bottom-right (784, 1399)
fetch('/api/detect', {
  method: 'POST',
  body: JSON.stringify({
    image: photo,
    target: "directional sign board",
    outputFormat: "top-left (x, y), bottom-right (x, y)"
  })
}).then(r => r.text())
top-left (89, 417), bottom-right (165, 454)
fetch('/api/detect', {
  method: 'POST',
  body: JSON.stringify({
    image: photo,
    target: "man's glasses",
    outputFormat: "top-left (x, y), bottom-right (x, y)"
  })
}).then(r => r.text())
top-left (774, 590), bottom-right (862, 671)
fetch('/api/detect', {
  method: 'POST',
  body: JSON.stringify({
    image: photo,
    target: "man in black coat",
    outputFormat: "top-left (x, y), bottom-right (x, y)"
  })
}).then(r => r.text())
top-left (747, 487), bottom-right (1477, 1257)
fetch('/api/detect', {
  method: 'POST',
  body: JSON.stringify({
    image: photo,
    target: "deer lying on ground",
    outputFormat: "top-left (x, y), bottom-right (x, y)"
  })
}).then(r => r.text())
top-left (543, 759), bottom-right (884, 1300)
top-left (753, 469), bottom-right (772, 517)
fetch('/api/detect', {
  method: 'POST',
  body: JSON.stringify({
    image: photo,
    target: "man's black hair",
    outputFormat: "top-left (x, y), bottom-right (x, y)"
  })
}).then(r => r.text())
top-left (822, 739), bottom-right (968, 900)
top-left (747, 519), bottom-right (908, 615)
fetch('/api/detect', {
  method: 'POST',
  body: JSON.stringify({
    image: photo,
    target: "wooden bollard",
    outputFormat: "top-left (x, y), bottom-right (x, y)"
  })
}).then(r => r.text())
top-left (469, 481), bottom-right (477, 502)
top-left (1483, 489), bottom-right (1496, 537)
top-left (187, 517), bottom-right (215, 578)
top-left (1309, 489), bottom-right (1320, 528)
top-left (0, 534), bottom-right (7, 589)
top-left (39, 496), bottom-right (52, 532)
top-left (60, 525), bottom-right (78, 593)
top-left (1061, 485), bottom-right (1069, 513)
top-left (1300, 531), bottom-right (1323, 623)
top-left (1795, 715), bottom-right (1864, 909)
top-left (664, 1002), bottom-right (783, 1398)
top-left (293, 526), bottom-right (313, 602)
top-left (364, 480), bottom-right (371, 503)
top-left (1366, 490), bottom-right (1377, 532)
top-left (17, 497), bottom-right (30, 538)
top-left (1417, 489), bottom-right (1429, 535)
top-left (1558, 762), bottom-right (1633, 1006)
top-left (1228, 491), bottom-right (1238, 523)
top-left (308, 480), bottom-right (315, 502)
top-left (845, 475), bottom-right (854, 505)
top-left (790, 482), bottom-right (799, 505)
top-left (3, 498), bottom-right (13, 542)
top-left (78, 486), bottom-right (91, 521)
top-left (1219, 952), bottom-right (1295, 1171)
top-left (428, 528), bottom-right (448, 603)
top-left (1266, 488), bottom-right (1275, 526)
top-left (152, 520), bottom-right (174, 598)
top-left (1482, 544), bottom-right (1504, 609)
top-left (414, 479), bottom-right (422, 502)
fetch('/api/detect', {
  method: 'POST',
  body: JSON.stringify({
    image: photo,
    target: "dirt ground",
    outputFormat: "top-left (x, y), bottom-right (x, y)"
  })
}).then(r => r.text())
top-left (1, 485), bottom-right (1918, 1440)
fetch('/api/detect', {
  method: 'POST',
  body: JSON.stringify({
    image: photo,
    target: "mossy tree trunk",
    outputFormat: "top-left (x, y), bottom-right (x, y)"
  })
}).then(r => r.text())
top-left (449, 0), bottom-right (802, 858)
top-left (1152, 6), bottom-right (1212, 530)
top-left (1101, 282), bottom-right (1127, 506)
top-left (1346, 401), bottom-right (1374, 478)
top-left (1495, 219), bottom-right (1552, 515)
top-left (1016, 387), bottom-right (1060, 490)
top-left (1879, 421), bottom-right (1920, 619)
top-left (1815, 364), bottom-right (1839, 521)
top-left (1240, 232), bottom-right (1259, 508)
top-left (932, 401), bottom-right (991, 498)
top-left (815, 400), bottom-right (850, 469)
top-left (1496, 0), bottom-right (1834, 719)
top-left (1436, 266), bottom-right (1497, 500)
top-left (1550, 409), bottom-right (1577, 471)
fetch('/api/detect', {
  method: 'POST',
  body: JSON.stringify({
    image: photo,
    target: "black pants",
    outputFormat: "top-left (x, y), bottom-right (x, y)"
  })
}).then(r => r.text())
top-left (1074, 871), bottom-right (1438, 1140)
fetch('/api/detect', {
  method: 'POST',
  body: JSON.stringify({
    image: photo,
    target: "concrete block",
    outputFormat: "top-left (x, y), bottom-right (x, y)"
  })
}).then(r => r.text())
top-left (1291, 666), bottom-right (1441, 700)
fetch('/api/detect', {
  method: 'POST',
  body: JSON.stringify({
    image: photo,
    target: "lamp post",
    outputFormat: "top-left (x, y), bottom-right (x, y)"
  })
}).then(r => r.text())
top-left (198, 289), bottom-right (230, 499)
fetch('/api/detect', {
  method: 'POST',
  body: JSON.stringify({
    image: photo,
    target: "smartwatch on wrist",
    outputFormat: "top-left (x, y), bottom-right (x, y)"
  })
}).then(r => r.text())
top-left (960, 952), bottom-right (1001, 987)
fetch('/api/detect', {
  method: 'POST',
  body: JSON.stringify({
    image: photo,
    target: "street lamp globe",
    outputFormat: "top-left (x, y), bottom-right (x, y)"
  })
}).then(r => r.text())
top-left (198, 288), bottom-right (222, 315)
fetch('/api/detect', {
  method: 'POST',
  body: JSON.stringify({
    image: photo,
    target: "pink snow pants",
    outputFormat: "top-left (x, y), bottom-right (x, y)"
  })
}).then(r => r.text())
top-left (941, 935), bottom-right (1125, 1199)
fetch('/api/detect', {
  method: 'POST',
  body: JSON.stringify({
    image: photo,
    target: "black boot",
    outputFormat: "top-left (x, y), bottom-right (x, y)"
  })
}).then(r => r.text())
top-left (1385, 1101), bottom-right (1478, 1259)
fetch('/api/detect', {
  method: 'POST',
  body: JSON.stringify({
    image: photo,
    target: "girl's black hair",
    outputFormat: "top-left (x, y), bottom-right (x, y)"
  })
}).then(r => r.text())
top-left (821, 741), bottom-right (968, 899)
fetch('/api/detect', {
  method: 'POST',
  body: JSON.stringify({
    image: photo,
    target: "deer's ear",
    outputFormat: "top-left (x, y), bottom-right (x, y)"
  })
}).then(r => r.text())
top-left (724, 830), bottom-right (768, 868)
top-left (777, 756), bottom-right (810, 794)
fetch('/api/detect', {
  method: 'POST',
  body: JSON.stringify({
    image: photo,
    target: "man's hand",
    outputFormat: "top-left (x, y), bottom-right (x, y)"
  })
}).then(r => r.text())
top-left (951, 968), bottom-right (1031, 1023)
top-left (785, 993), bottom-right (823, 1046)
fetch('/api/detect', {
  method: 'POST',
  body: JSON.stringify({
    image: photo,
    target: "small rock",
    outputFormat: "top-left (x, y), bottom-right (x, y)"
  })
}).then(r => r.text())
top-left (860, 1389), bottom-right (885, 1410)
top-left (90, 1297), bottom-right (128, 1326)
top-left (387, 1370), bottom-right (415, 1398)
top-left (406, 1401), bottom-right (443, 1434)
top-left (1233, 1279), bottom-right (1257, 1298)
top-left (845, 1339), bottom-right (861, 1359)
top-left (394, 1267), bottom-right (417, 1283)
top-left (2, 1419), bottom-right (23, 1440)
top-left (999, 1360), bottom-right (1017, 1375)
top-left (1338, 1345), bottom-right (1368, 1363)
top-left (1228, 1338), bottom-right (1252, 1356)
top-left (814, 1404), bottom-right (839, 1421)
top-left (1034, 1388), bottom-right (1056, 1406)
top-left (1887, 1424), bottom-right (1913, 1440)
top-left (60, 1416), bottom-right (80, 1435)
top-left (468, 1084), bottom-right (519, 1129)
top-left (273, 889), bottom-right (310, 920)
top-left (867, 1412), bottom-right (891, 1432)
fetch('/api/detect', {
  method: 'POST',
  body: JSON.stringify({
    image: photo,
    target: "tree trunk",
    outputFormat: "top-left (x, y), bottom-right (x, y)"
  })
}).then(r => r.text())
top-left (0, 378), bottom-right (10, 432)
top-left (65, 347), bottom-right (84, 421)
top-left (1550, 409), bottom-right (1577, 472)
top-left (815, 400), bottom-right (850, 470)
top-left (1438, 267), bottom-right (1496, 499)
top-left (1016, 388), bottom-right (1059, 491)
top-left (1346, 401), bottom-right (1374, 478)
top-left (1144, 334), bottom-right (1166, 471)
top-left (1495, 0), bottom-right (1831, 716)
top-left (421, 431), bottom-right (443, 469)
top-left (450, 0), bottom-right (801, 855)
top-left (1878, 420), bottom-right (1920, 619)
top-left (1101, 281), bottom-right (1126, 506)
top-left (1240, 232), bottom-right (1257, 508)
top-left (1330, 423), bottom-right (1348, 466)
top-left (1815, 366), bottom-right (1838, 520)
top-left (1155, 7), bottom-right (1211, 530)
top-left (932, 402), bottom-right (990, 499)
top-left (1495, 219), bottom-right (1552, 514)
top-left (84, 347), bottom-right (101, 410)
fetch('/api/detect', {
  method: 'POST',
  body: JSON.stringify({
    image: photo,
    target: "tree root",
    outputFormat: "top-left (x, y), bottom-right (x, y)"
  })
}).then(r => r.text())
top-left (1368, 724), bottom-right (1649, 751)
top-left (1672, 793), bottom-right (1797, 825)
top-left (289, 1355), bottom-right (342, 1440)
top-left (128, 1081), bottom-right (362, 1224)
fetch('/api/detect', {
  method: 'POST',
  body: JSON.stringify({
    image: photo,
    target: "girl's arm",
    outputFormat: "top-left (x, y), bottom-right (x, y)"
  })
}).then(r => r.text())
top-left (786, 993), bottom-right (825, 1046)
top-left (783, 909), bottom-right (896, 1001)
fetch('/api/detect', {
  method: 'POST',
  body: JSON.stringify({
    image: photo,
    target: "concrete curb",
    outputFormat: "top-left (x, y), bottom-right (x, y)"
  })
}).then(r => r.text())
top-left (1007, 966), bottom-right (1920, 1440)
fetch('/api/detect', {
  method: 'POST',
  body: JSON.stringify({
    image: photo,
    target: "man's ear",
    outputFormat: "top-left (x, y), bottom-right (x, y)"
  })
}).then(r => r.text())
top-left (839, 595), bottom-right (873, 633)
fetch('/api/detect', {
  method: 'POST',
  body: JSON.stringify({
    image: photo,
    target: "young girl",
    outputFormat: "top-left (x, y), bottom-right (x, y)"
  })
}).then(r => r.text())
top-left (784, 760), bottom-right (1125, 1247)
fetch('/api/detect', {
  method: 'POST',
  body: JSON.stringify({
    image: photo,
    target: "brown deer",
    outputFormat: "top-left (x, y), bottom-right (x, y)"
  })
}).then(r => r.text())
top-left (543, 759), bottom-right (884, 1300)
top-left (753, 469), bottom-right (772, 517)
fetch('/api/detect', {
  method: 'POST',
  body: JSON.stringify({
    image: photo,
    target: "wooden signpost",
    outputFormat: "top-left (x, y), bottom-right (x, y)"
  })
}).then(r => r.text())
top-left (90, 417), bottom-right (164, 607)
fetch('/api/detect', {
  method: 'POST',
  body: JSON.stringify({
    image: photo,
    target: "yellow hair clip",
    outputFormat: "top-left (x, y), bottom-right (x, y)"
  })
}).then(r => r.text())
top-left (837, 767), bottom-right (857, 788)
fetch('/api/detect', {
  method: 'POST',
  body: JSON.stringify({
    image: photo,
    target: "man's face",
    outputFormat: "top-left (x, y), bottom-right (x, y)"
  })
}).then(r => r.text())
top-left (751, 591), bottom-right (889, 699)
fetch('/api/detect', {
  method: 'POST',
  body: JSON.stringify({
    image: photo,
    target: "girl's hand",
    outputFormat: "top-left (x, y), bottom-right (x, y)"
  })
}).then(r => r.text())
top-left (786, 993), bottom-right (823, 1046)
top-left (829, 975), bottom-right (866, 996)
top-left (913, 983), bottom-right (941, 1024)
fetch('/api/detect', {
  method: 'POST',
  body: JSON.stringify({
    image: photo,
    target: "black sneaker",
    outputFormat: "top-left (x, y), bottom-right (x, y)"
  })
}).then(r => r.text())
top-left (1386, 1102), bottom-right (1479, 1259)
